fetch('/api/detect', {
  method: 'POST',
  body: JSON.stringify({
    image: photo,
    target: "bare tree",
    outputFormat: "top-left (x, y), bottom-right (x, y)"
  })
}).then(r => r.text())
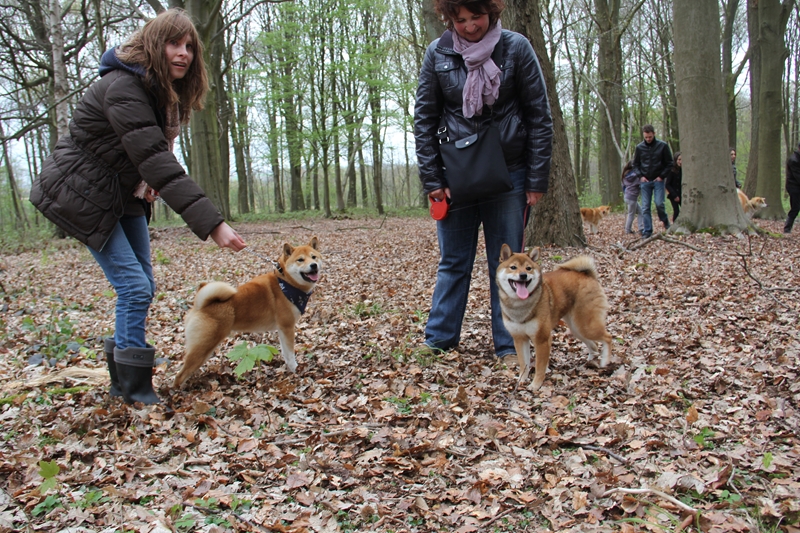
top-left (505, 0), bottom-right (585, 247)
top-left (591, 0), bottom-right (645, 207)
top-left (753, 0), bottom-right (793, 220)
top-left (672, 0), bottom-right (749, 234)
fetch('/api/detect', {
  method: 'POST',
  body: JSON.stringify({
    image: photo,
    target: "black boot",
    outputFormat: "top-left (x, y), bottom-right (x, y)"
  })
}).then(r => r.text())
top-left (114, 345), bottom-right (161, 405)
top-left (104, 338), bottom-right (123, 398)
top-left (785, 217), bottom-right (794, 234)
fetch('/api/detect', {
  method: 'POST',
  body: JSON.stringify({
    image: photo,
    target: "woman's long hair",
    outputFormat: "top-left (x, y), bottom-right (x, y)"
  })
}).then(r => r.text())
top-left (117, 8), bottom-right (208, 124)
top-left (435, 0), bottom-right (505, 31)
top-left (621, 159), bottom-right (634, 181)
top-left (671, 151), bottom-right (682, 173)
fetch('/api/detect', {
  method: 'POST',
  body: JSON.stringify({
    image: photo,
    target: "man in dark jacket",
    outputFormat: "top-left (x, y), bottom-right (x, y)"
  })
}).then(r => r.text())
top-left (785, 142), bottom-right (800, 233)
top-left (632, 124), bottom-right (673, 238)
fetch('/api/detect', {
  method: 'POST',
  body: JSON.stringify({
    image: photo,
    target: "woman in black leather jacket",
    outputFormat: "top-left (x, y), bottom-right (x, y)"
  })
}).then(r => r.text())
top-left (414, 0), bottom-right (553, 359)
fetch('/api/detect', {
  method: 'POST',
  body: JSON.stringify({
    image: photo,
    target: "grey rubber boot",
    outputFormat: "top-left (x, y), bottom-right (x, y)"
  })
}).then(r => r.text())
top-left (104, 338), bottom-right (123, 398)
top-left (114, 345), bottom-right (161, 405)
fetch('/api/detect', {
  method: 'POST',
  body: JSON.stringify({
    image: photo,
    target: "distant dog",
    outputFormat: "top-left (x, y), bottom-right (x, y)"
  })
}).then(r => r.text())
top-left (738, 190), bottom-right (767, 218)
top-left (496, 244), bottom-right (612, 391)
top-left (580, 206), bottom-right (611, 234)
top-left (174, 237), bottom-right (321, 388)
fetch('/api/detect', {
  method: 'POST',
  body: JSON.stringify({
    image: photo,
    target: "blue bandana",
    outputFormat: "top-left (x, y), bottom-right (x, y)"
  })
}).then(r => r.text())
top-left (278, 278), bottom-right (313, 314)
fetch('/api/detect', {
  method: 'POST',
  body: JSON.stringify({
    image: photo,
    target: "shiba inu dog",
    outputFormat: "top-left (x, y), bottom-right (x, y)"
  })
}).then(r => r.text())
top-left (580, 205), bottom-right (611, 234)
top-left (496, 244), bottom-right (612, 391)
top-left (173, 237), bottom-right (321, 388)
top-left (737, 190), bottom-right (767, 218)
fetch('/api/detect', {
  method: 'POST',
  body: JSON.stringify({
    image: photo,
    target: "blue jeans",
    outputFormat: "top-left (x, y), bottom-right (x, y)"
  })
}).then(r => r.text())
top-left (89, 215), bottom-right (155, 350)
top-left (639, 180), bottom-right (669, 237)
top-left (425, 169), bottom-right (527, 357)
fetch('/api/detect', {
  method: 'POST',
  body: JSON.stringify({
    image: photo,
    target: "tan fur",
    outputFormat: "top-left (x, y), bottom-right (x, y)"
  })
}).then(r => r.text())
top-left (738, 190), bottom-right (767, 218)
top-left (173, 237), bottom-right (322, 388)
top-left (496, 244), bottom-right (612, 391)
top-left (580, 205), bottom-right (611, 234)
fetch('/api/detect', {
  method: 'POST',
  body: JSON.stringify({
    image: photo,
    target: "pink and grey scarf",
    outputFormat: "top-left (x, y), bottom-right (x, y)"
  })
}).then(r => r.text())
top-left (452, 21), bottom-right (502, 118)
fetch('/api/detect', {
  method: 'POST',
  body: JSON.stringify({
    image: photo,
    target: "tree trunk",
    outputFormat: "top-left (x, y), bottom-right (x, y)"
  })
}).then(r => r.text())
top-left (744, 0), bottom-right (760, 197)
top-left (0, 121), bottom-right (29, 229)
top-left (504, 0), bottom-right (584, 247)
top-left (722, 0), bottom-right (740, 149)
top-left (594, 0), bottom-right (623, 207)
top-left (421, 0), bottom-right (442, 43)
top-left (672, 0), bottom-right (749, 234)
top-left (754, 0), bottom-right (791, 220)
top-left (183, 0), bottom-right (229, 219)
top-left (49, 0), bottom-right (69, 139)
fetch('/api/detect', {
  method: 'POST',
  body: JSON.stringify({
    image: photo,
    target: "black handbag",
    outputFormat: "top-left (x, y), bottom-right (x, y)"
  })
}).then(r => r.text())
top-left (438, 121), bottom-right (512, 204)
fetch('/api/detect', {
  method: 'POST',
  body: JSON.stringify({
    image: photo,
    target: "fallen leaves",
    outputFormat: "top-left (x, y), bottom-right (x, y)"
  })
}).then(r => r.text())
top-left (0, 214), bottom-right (798, 532)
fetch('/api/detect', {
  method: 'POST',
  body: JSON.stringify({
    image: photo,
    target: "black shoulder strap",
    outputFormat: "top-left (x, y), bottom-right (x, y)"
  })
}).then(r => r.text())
top-left (491, 30), bottom-right (504, 67)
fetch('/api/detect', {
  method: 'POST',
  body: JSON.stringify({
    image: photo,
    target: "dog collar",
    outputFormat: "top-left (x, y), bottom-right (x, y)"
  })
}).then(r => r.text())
top-left (278, 278), bottom-right (312, 314)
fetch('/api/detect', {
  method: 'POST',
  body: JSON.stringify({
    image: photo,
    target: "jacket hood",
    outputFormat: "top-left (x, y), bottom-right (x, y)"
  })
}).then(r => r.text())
top-left (98, 47), bottom-right (147, 78)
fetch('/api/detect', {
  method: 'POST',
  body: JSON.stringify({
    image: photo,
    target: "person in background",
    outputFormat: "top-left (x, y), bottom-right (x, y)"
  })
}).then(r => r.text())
top-left (730, 148), bottom-right (741, 189)
top-left (621, 160), bottom-right (641, 234)
top-left (665, 151), bottom-right (682, 223)
top-left (414, 0), bottom-right (553, 359)
top-left (785, 142), bottom-right (800, 233)
top-left (632, 124), bottom-right (673, 238)
top-left (30, 9), bottom-right (246, 405)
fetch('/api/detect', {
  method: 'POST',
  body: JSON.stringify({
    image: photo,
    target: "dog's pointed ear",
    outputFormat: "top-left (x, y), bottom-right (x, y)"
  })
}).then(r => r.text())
top-left (529, 247), bottom-right (540, 262)
top-left (309, 236), bottom-right (319, 251)
top-left (499, 243), bottom-right (513, 262)
top-left (283, 242), bottom-right (294, 257)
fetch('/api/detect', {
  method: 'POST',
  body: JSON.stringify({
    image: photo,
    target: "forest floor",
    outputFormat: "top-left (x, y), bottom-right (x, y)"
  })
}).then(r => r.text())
top-left (0, 212), bottom-right (798, 533)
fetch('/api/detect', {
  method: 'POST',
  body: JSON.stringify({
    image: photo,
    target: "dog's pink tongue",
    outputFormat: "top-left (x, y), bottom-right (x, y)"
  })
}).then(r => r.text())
top-left (515, 281), bottom-right (530, 299)
top-left (306, 273), bottom-right (319, 282)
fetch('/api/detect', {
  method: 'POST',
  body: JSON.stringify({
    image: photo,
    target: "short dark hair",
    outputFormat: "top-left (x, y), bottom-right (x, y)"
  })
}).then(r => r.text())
top-left (642, 124), bottom-right (655, 134)
top-left (434, 0), bottom-right (505, 31)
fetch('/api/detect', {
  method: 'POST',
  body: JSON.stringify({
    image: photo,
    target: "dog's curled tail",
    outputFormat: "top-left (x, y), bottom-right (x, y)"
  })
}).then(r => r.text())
top-left (557, 256), bottom-right (598, 278)
top-left (193, 281), bottom-right (237, 309)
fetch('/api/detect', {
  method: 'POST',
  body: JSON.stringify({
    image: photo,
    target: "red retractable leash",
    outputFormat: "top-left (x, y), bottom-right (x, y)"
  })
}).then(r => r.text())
top-left (520, 204), bottom-right (530, 252)
top-left (429, 196), bottom-right (451, 220)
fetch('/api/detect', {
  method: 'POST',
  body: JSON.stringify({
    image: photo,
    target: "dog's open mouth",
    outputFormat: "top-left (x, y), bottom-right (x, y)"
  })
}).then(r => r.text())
top-left (509, 279), bottom-right (530, 299)
top-left (302, 272), bottom-right (319, 283)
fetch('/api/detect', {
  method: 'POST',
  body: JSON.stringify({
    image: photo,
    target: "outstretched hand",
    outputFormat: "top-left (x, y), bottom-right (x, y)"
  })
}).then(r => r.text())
top-left (210, 222), bottom-right (247, 252)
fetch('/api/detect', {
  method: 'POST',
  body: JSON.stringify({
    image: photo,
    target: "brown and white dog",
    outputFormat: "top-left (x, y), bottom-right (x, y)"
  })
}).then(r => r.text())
top-left (496, 245), bottom-right (612, 390)
top-left (173, 237), bottom-right (321, 388)
top-left (580, 205), bottom-right (611, 234)
top-left (738, 190), bottom-right (767, 219)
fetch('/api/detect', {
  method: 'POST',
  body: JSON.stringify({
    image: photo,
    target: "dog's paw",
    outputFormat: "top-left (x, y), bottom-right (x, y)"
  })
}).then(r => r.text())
top-left (529, 376), bottom-right (545, 391)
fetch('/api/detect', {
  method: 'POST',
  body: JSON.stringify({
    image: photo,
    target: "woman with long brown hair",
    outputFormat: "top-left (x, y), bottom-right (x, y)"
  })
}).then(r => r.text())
top-left (31, 9), bottom-right (246, 405)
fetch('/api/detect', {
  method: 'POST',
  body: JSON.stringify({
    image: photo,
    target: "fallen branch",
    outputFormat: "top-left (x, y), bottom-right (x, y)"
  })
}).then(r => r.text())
top-left (576, 444), bottom-right (628, 464)
top-left (335, 214), bottom-right (388, 231)
top-left (270, 426), bottom-right (364, 446)
top-left (738, 252), bottom-right (790, 310)
top-left (657, 234), bottom-right (708, 252)
top-left (602, 487), bottom-right (697, 514)
top-left (625, 232), bottom-right (663, 250)
top-left (484, 506), bottom-right (519, 527)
